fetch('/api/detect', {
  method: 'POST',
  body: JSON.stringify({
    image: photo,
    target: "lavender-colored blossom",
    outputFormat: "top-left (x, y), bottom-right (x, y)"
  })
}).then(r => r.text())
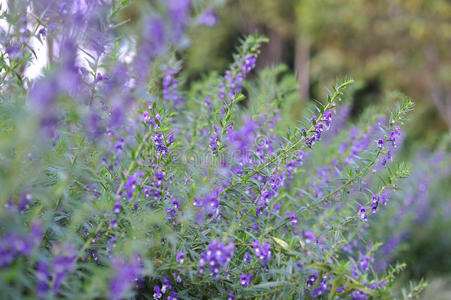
top-left (36, 261), bottom-right (51, 297)
top-left (193, 188), bottom-right (223, 222)
top-left (359, 206), bottom-right (368, 222)
top-left (371, 194), bottom-right (380, 214)
top-left (197, 9), bottom-right (218, 27)
top-left (351, 290), bottom-right (368, 300)
top-left (163, 68), bottom-right (182, 105)
top-left (167, 0), bottom-right (191, 42)
top-left (0, 221), bottom-right (42, 268)
top-left (110, 256), bottom-right (142, 300)
top-left (240, 273), bottom-right (252, 287)
top-left (304, 231), bottom-right (317, 244)
top-left (52, 244), bottom-right (77, 293)
top-left (176, 251), bottom-right (185, 264)
top-left (359, 256), bottom-right (370, 272)
top-left (310, 276), bottom-right (328, 297)
top-left (153, 285), bottom-right (162, 299)
top-left (306, 274), bottom-right (317, 287)
top-left (121, 172), bottom-right (145, 200)
top-left (161, 277), bottom-right (171, 293)
top-left (153, 133), bottom-right (169, 156)
top-left (223, 55), bottom-right (257, 99)
top-left (388, 127), bottom-right (401, 148)
top-left (173, 272), bottom-right (182, 283)
top-left (252, 241), bottom-right (271, 265)
top-left (288, 211), bottom-right (299, 226)
top-left (167, 291), bottom-right (178, 300)
top-left (114, 137), bottom-right (125, 154)
top-left (199, 240), bottom-right (235, 277)
top-left (113, 200), bottom-right (121, 214)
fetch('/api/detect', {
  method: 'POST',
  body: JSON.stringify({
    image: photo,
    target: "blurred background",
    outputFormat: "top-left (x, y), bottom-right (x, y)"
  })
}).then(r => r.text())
top-left (180, 0), bottom-right (451, 150)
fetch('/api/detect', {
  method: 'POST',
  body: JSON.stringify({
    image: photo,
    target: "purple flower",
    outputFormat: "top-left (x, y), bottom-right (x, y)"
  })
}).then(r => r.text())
top-left (288, 211), bottom-right (299, 226)
top-left (153, 285), bottom-right (162, 299)
top-left (0, 221), bottom-right (42, 268)
top-left (167, 291), bottom-right (178, 300)
top-left (251, 241), bottom-right (271, 264)
top-left (244, 252), bottom-right (251, 264)
top-left (173, 272), bottom-right (182, 283)
top-left (388, 127), bottom-right (401, 148)
top-left (176, 251), bottom-right (185, 264)
top-left (199, 240), bottom-right (235, 277)
top-left (359, 206), bottom-right (368, 222)
top-left (114, 137), bottom-right (125, 154)
top-left (371, 195), bottom-right (379, 214)
top-left (110, 218), bottom-right (118, 229)
top-left (122, 172), bottom-right (145, 200)
top-left (109, 255), bottom-right (142, 300)
top-left (209, 136), bottom-right (219, 155)
top-left (36, 261), bottom-right (51, 297)
top-left (18, 193), bottom-right (32, 211)
top-left (205, 97), bottom-right (211, 108)
top-left (359, 256), bottom-right (370, 272)
top-left (193, 188), bottom-right (223, 222)
top-left (143, 111), bottom-right (151, 122)
top-left (113, 200), bottom-right (121, 214)
top-left (163, 68), bottom-right (182, 105)
top-left (223, 55), bottom-right (257, 99)
top-left (52, 244), bottom-right (77, 293)
top-left (306, 274), bottom-right (317, 287)
top-left (351, 290), bottom-right (368, 300)
top-left (161, 277), bottom-right (171, 293)
top-left (197, 9), bottom-right (218, 27)
top-left (304, 231), bottom-right (316, 244)
top-left (377, 138), bottom-right (384, 149)
top-left (240, 273), bottom-right (253, 287)
top-left (227, 293), bottom-right (235, 300)
top-left (153, 133), bottom-right (169, 156)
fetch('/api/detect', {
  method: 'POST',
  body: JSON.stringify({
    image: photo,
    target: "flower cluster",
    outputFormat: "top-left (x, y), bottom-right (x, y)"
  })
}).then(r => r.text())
top-left (199, 240), bottom-right (235, 277)
top-left (252, 240), bottom-right (272, 264)
top-left (224, 55), bottom-right (257, 100)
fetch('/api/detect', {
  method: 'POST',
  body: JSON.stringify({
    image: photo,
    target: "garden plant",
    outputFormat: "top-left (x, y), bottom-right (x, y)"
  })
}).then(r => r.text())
top-left (0, 1), bottom-right (449, 299)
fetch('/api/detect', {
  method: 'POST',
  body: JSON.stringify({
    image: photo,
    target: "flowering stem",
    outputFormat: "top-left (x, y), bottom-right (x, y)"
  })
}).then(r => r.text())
top-left (222, 79), bottom-right (352, 195)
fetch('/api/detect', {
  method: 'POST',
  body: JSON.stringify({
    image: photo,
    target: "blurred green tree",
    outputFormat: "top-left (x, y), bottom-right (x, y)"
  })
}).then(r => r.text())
top-left (185, 0), bottom-right (451, 135)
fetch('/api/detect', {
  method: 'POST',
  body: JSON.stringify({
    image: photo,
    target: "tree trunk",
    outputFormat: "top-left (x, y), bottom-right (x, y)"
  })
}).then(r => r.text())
top-left (256, 27), bottom-right (284, 69)
top-left (294, 35), bottom-right (310, 101)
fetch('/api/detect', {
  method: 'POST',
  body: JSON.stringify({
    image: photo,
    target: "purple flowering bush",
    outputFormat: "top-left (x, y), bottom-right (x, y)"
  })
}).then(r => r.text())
top-left (0, 1), bottom-right (448, 299)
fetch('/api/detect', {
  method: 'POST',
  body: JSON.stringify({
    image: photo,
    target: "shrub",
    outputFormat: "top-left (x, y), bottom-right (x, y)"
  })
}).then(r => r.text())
top-left (0, 1), bottom-right (446, 299)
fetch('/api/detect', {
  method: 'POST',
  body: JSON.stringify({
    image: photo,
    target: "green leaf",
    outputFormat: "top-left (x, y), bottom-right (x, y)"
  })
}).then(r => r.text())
top-left (272, 236), bottom-right (289, 250)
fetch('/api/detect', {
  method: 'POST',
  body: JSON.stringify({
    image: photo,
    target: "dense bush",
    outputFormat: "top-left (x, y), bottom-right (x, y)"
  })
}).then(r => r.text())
top-left (0, 1), bottom-right (449, 299)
